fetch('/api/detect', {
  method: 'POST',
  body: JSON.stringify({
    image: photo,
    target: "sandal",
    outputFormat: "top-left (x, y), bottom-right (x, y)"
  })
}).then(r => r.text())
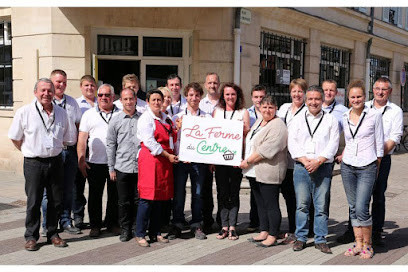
top-left (359, 244), bottom-right (374, 259)
top-left (216, 229), bottom-right (229, 240)
top-left (228, 229), bottom-right (239, 241)
top-left (344, 244), bottom-right (362, 256)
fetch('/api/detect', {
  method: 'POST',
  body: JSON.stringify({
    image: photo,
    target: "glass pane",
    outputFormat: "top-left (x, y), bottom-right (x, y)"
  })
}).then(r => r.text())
top-left (97, 35), bottom-right (138, 56)
top-left (145, 65), bottom-right (178, 91)
top-left (143, 37), bottom-right (182, 57)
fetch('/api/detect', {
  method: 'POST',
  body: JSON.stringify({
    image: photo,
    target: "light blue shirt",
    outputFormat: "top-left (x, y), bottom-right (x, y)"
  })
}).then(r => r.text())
top-left (247, 105), bottom-right (260, 128)
top-left (322, 100), bottom-right (348, 133)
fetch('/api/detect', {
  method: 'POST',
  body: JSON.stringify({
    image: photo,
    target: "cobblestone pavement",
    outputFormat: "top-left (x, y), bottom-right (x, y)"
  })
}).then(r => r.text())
top-left (1, 152), bottom-right (408, 265)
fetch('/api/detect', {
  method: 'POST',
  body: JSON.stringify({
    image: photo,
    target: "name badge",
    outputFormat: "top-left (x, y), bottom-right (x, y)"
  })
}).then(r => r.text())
top-left (305, 139), bottom-right (315, 154)
top-left (349, 140), bottom-right (358, 156)
top-left (44, 133), bottom-right (54, 149)
top-left (169, 136), bottom-right (174, 150)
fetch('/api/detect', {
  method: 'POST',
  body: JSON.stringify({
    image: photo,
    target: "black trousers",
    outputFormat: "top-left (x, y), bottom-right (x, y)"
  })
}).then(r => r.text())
top-left (23, 154), bottom-right (63, 241)
top-left (280, 168), bottom-right (296, 233)
top-left (250, 177), bottom-right (281, 236)
top-left (116, 170), bottom-right (139, 233)
top-left (248, 179), bottom-right (259, 227)
top-left (87, 163), bottom-right (119, 229)
top-left (72, 168), bottom-right (87, 222)
top-left (201, 168), bottom-right (215, 226)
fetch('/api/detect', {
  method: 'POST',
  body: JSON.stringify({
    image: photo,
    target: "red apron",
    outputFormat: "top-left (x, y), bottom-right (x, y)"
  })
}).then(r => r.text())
top-left (138, 119), bottom-right (177, 200)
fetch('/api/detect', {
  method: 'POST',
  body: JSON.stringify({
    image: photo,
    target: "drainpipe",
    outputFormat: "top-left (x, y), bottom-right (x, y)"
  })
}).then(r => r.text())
top-left (365, 8), bottom-right (374, 99)
top-left (234, 8), bottom-right (241, 85)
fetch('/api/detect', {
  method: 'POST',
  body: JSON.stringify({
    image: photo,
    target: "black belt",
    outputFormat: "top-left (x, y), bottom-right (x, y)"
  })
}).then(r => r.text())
top-left (63, 145), bottom-right (76, 151)
top-left (25, 153), bottom-right (62, 162)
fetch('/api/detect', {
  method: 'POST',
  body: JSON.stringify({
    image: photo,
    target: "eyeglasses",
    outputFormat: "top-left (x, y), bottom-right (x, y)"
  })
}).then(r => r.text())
top-left (97, 93), bottom-right (111, 97)
top-left (374, 87), bottom-right (390, 92)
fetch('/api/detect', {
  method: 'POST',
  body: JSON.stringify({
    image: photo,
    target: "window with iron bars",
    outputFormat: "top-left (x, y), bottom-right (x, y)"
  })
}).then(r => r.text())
top-left (0, 21), bottom-right (12, 108)
top-left (259, 31), bottom-right (306, 107)
top-left (319, 46), bottom-right (350, 104)
top-left (369, 55), bottom-right (390, 100)
top-left (401, 63), bottom-right (408, 112)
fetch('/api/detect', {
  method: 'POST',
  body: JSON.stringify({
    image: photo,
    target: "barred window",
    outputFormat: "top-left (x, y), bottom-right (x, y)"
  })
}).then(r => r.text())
top-left (369, 55), bottom-right (390, 100)
top-left (401, 63), bottom-right (408, 112)
top-left (0, 21), bottom-right (12, 108)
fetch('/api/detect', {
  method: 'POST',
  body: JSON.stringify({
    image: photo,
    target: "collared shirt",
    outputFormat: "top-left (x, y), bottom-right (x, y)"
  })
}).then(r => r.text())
top-left (166, 96), bottom-right (187, 117)
top-left (199, 95), bottom-right (219, 115)
top-left (322, 100), bottom-right (348, 133)
top-left (247, 105), bottom-right (261, 128)
top-left (54, 94), bottom-right (82, 146)
top-left (79, 105), bottom-right (120, 164)
top-left (76, 95), bottom-right (97, 115)
top-left (365, 100), bottom-right (403, 155)
top-left (113, 98), bottom-right (148, 115)
top-left (288, 109), bottom-right (339, 163)
top-left (106, 110), bottom-right (140, 173)
top-left (342, 106), bottom-right (384, 167)
top-left (137, 107), bottom-right (172, 156)
top-left (8, 100), bottom-right (73, 158)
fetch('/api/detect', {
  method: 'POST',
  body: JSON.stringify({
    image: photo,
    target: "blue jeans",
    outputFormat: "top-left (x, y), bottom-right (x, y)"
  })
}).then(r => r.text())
top-left (372, 155), bottom-right (391, 233)
top-left (341, 161), bottom-right (377, 227)
top-left (172, 163), bottom-right (206, 229)
top-left (41, 147), bottom-right (77, 228)
top-left (293, 162), bottom-right (333, 244)
top-left (135, 199), bottom-right (162, 238)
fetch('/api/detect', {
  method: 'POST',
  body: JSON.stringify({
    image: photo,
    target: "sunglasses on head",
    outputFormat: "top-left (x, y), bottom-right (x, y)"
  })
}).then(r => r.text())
top-left (97, 93), bottom-right (111, 97)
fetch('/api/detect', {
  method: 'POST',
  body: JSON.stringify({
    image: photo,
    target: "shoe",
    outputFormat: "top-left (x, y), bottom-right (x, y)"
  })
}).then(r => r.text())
top-left (372, 232), bottom-right (385, 247)
top-left (107, 226), bottom-right (121, 236)
top-left (344, 243), bottom-right (362, 256)
top-left (336, 229), bottom-right (355, 244)
top-left (49, 236), bottom-right (68, 248)
top-left (40, 228), bottom-right (47, 237)
top-left (315, 242), bottom-right (332, 254)
top-left (293, 240), bottom-right (306, 251)
top-left (247, 237), bottom-right (265, 243)
top-left (25, 240), bottom-right (39, 251)
top-left (216, 229), bottom-right (229, 240)
top-left (228, 229), bottom-right (239, 240)
top-left (135, 237), bottom-right (150, 247)
top-left (119, 231), bottom-right (132, 242)
top-left (280, 233), bottom-right (296, 245)
top-left (194, 228), bottom-right (207, 240)
top-left (256, 241), bottom-right (278, 248)
top-left (63, 224), bottom-right (81, 235)
top-left (156, 235), bottom-right (169, 243)
top-left (166, 226), bottom-right (181, 240)
top-left (89, 228), bottom-right (101, 238)
top-left (360, 243), bottom-right (374, 259)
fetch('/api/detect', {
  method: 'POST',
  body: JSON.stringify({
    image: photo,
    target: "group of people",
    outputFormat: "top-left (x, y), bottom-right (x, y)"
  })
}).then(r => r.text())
top-left (8, 69), bottom-right (402, 260)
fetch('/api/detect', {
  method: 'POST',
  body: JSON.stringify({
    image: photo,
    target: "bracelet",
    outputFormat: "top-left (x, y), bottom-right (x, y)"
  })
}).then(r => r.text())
top-left (246, 159), bottom-right (251, 165)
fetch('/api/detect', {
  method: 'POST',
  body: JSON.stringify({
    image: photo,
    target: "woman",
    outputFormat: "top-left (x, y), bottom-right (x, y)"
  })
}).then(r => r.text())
top-left (135, 89), bottom-right (179, 247)
top-left (158, 87), bottom-right (172, 115)
top-left (213, 83), bottom-right (250, 240)
top-left (276, 78), bottom-right (307, 244)
top-left (340, 80), bottom-right (384, 259)
top-left (240, 95), bottom-right (288, 247)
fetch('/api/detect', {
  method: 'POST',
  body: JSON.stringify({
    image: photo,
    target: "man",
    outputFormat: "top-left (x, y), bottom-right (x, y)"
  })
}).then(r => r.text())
top-left (171, 82), bottom-right (211, 240)
top-left (322, 79), bottom-right (348, 131)
top-left (77, 83), bottom-right (121, 238)
top-left (8, 78), bottom-right (74, 251)
top-left (106, 88), bottom-right (141, 242)
top-left (166, 74), bottom-right (187, 116)
top-left (198, 72), bottom-right (221, 233)
top-left (366, 77), bottom-right (403, 246)
top-left (73, 75), bottom-right (98, 229)
top-left (246, 85), bottom-right (267, 231)
top-left (113, 74), bottom-right (147, 114)
top-left (288, 85), bottom-right (339, 254)
top-left (41, 70), bottom-right (82, 236)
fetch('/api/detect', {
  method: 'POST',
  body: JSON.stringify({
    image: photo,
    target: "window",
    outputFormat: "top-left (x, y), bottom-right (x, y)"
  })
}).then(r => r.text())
top-left (259, 31), bottom-right (306, 106)
top-left (369, 55), bottom-right (390, 100)
top-left (97, 35), bottom-right (138, 56)
top-left (382, 7), bottom-right (402, 27)
top-left (0, 21), bottom-right (12, 108)
top-left (350, 7), bottom-right (367, 14)
top-left (143, 37), bottom-right (182, 57)
top-left (319, 46), bottom-right (350, 93)
top-left (406, 8), bottom-right (408, 30)
top-left (401, 63), bottom-right (408, 112)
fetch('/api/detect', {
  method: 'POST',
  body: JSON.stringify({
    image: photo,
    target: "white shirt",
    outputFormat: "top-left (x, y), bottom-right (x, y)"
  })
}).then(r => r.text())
top-left (76, 95), bottom-right (97, 115)
top-left (322, 100), bottom-right (348, 133)
top-left (288, 109), bottom-right (339, 163)
top-left (166, 96), bottom-right (187, 117)
top-left (137, 107), bottom-right (172, 156)
top-left (342, 106), bottom-right (384, 167)
top-left (199, 95), bottom-right (219, 115)
top-left (213, 107), bottom-right (247, 122)
top-left (172, 107), bottom-right (212, 156)
top-left (113, 98), bottom-right (148, 115)
top-left (365, 100), bottom-right (403, 155)
top-left (54, 94), bottom-right (82, 145)
top-left (79, 105), bottom-right (120, 164)
top-left (8, 100), bottom-right (73, 158)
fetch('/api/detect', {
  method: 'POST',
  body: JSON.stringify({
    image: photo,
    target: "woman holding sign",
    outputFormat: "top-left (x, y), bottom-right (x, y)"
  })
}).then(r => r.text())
top-left (340, 80), bottom-right (383, 259)
top-left (135, 89), bottom-right (178, 247)
top-left (240, 95), bottom-right (288, 247)
top-left (213, 83), bottom-right (250, 240)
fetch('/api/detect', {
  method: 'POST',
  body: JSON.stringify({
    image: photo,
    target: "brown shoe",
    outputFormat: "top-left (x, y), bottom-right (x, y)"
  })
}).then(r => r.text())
top-left (50, 236), bottom-right (68, 248)
top-left (135, 237), bottom-right (150, 247)
top-left (107, 226), bottom-right (121, 236)
top-left (315, 242), bottom-right (332, 254)
top-left (293, 240), bottom-right (306, 251)
top-left (89, 228), bottom-right (101, 238)
top-left (156, 236), bottom-right (169, 243)
top-left (25, 240), bottom-right (39, 251)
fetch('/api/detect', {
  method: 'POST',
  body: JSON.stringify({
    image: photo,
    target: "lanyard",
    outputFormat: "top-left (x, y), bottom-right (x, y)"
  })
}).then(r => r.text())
top-left (170, 100), bottom-right (181, 115)
top-left (284, 103), bottom-right (305, 124)
top-left (370, 101), bottom-right (387, 115)
top-left (249, 119), bottom-right (271, 140)
top-left (305, 111), bottom-right (325, 139)
top-left (348, 111), bottom-right (367, 139)
top-left (158, 118), bottom-right (173, 136)
top-left (53, 98), bottom-right (66, 109)
top-left (254, 109), bottom-right (258, 119)
top-left (185, 108), bottom-right (201, 116)
top-left (98, 107), bottom-right (114, 124)
top-left (224, 110), bottom-right (236, 120)
top-left (329, 100), bottom-right (336, 114)
top-left (35, 101), bottom-right (55, 133)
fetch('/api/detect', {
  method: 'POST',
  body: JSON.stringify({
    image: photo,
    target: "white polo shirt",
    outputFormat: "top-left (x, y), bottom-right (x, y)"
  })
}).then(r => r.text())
top-left (76, 95), bottom-right (97, 115)
top-left (8, 100), bottom-right (73, 158)
top-left (113, 97), bottom-right (148, 114)
top-left (166, 96), bottom-right (187, 117)
top-left (79, 105), bottom-right (120, 164)
top-left (54, 94), bottom-right (82, 145)
top-left (199, 95), bottom-right (219, 115)
top-left (365, 100), bottom-right (403, 155)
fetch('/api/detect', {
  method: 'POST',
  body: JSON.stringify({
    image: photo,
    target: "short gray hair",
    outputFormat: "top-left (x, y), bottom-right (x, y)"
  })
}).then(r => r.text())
top-left (374, 76), bottom-right (392, 90)
top-left (97, 83), bottom-right (114, 94)
top-left (34, 78), bottom-right (55, 93)
top-left (306, 85), bottom-right (324, 100)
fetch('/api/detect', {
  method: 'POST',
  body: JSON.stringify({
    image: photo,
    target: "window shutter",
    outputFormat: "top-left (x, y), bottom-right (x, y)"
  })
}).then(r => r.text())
top-left (383, 7), bottom-right (390, 22)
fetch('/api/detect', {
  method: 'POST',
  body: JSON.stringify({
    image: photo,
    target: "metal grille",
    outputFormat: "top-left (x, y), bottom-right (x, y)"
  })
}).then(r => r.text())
top-left (401, 63), bottom-right (408, 112)
top-left (369, 55), bottom-right (390, 100)
top-left (319, 46), bottom-right (350, 89)
top-left (259, 31), bottom-right (306, 107)
top-left (0, 21), bottom-right (12, 107)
